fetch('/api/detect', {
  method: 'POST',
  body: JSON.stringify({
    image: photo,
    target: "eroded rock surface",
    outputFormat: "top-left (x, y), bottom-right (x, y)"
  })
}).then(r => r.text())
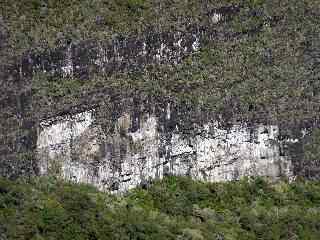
top-left (37, 105), bottom-right (294, 192)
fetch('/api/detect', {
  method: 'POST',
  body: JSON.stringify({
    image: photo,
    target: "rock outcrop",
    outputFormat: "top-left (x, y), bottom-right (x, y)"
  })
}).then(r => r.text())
top-left (37, 102), bottom-right (296, 192)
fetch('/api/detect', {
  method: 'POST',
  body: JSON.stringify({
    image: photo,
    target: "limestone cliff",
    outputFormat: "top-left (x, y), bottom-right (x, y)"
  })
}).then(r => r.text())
top-left (37, 107), bottom-right (296, 192)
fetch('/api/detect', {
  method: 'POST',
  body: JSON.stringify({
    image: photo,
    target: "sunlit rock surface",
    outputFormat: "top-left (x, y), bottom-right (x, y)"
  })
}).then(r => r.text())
top-left (37, 108), bottom-right (294, 192)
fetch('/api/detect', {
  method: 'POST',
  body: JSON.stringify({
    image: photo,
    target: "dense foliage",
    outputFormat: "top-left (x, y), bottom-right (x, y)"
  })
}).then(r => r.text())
top-left (1, 176), bottom-right (319, 239)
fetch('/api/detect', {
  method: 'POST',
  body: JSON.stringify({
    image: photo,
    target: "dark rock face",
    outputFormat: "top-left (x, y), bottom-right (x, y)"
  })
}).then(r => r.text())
top-left (18, 6), bottom-right (242, 80)
top-left (0, 69), bottom-right (38, 179)
top-left (17, 3), bottom-right (285, 86)
top-left (0, 18), bottom-right (38, 178)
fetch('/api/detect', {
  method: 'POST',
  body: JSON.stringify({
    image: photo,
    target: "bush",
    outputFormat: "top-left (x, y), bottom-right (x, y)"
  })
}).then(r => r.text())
top-left (0, 176), bottom-right (320, 239)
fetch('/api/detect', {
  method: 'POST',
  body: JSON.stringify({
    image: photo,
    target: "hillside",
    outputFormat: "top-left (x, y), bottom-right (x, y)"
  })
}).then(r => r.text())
top-left (1, 176), bottom-right (320, 239)
top-left (0, 1), bottom-right (320, 239)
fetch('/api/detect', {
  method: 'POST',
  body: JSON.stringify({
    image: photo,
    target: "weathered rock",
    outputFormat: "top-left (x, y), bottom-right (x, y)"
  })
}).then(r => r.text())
top-left (37, 102), bottom-right (296, 192)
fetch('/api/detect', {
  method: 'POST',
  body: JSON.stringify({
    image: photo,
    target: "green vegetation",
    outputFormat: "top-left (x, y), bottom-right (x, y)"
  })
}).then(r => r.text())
top-left (1, 176), bottom-right (320, 239)
top-left (1, 1), bottom-right (319, 123)
top-left (23, 0), bottom-right (320, 125)
top-left (0, 0), bottom-right (211, 54)
top-left (304, 129), bottom-right (320, 163)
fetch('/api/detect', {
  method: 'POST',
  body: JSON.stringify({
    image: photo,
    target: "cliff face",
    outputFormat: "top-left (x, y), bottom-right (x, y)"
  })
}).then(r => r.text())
top-left (1, 1), bottom-right (320, 188)
top-left (37, 106), bottom-right (295, 192)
